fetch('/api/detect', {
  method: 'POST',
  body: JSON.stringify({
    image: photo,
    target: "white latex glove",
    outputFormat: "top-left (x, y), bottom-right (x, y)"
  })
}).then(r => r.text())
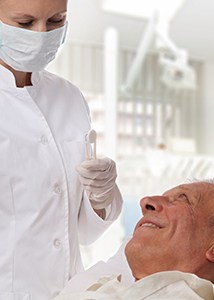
top-left (76, 157), bottom-right (117, 209)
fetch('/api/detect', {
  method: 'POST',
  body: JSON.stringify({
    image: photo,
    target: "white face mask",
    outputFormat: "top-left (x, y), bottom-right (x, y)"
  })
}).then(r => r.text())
top-left (0, 21), bottom-right (68, 72)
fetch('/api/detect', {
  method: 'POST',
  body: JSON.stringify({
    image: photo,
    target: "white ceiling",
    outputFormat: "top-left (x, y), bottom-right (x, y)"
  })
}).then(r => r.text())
top-left (68, 0), bottom-right (214, 62)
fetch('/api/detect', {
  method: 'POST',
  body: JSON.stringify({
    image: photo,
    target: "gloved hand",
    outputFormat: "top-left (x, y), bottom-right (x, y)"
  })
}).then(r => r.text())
top-left (76, 157), bottom-right (117, 209)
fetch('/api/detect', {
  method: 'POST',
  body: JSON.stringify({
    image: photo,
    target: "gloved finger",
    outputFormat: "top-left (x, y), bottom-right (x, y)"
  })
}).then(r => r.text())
top-left (78, 174), bottom-right (116, 189)
top-left (78, 157), bottom-right (114, 171)
top-left (84, 184), bottom-right (114, 195)
top-left (76, 159), bottom-right (117, 181)
top-left (79, 182), bottom-right (116, 192)
top-left (77, 168), bottom-right (117, 181)
top-left (89, 189), bottom-right (115, 209)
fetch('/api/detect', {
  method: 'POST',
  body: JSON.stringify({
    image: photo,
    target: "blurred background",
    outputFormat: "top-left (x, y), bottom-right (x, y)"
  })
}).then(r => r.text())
top-left (48, 0), bottom-right (214, 267)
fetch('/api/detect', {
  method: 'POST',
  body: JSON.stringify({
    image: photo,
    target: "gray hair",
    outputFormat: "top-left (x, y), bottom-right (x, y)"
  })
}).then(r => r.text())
top-left (186, 178), bottom-right (214, 184)
top-left (187, 178), bottom-right (214, 229)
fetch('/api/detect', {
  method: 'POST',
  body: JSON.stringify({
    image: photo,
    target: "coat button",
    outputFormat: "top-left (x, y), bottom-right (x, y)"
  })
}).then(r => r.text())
top-left (40, 135), bottom-right (49, 145)
top-left (53, 239), bottom-right (62, 250)
top-left (53, 184), bottom-right (62, 194)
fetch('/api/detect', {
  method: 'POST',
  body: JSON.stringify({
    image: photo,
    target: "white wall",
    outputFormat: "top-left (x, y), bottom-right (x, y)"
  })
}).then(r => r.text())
top-left (199, 62), bottom-right (214, 154)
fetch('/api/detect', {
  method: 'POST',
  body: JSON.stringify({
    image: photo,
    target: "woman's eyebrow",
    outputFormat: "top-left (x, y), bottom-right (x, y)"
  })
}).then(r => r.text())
top-left (12, 13), bottom-right (34, 18)
top-left (11, 11), bottom-right (67, 18)
top-left (50, 11), bottom-right (67, 17)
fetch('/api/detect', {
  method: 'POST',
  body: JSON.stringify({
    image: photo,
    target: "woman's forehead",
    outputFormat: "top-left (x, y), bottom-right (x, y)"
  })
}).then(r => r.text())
top-left (0, 0), bottom-right (67, 9)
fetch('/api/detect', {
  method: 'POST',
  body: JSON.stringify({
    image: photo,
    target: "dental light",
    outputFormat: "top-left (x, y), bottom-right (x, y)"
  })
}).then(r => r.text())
top-left (159, 51), bottom-right (196, 90)
top-left (102, 0), bottom-right (196, 93)
top-left (156, 25), bottom-right (197, 90)
top-left (121, 12), bottom-right (197, 92)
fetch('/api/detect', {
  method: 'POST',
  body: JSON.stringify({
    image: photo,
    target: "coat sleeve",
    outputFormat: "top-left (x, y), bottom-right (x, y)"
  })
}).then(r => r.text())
top-left (78, 185), bottom-right (123, 245)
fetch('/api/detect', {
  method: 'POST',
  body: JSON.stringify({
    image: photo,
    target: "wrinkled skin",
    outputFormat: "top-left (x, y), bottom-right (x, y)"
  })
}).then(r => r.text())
top-left (125, 182), bottom-right (214, 283)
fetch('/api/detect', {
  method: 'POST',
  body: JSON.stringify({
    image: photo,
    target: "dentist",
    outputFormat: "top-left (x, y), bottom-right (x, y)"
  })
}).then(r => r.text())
top-left (0, 0), bottom-right (122, 299)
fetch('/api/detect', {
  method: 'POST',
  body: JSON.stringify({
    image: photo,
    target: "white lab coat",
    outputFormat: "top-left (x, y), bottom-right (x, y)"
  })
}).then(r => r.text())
top-left (0, 65), bottom-right (122, 300)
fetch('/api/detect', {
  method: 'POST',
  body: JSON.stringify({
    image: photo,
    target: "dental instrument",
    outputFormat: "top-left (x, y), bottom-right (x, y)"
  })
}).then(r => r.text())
top-left (85, 129), bottom-right (97, 160)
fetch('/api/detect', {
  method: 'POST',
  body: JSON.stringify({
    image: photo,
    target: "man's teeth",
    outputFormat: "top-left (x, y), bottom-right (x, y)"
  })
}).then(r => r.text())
top-left (141, 223), bottom-right (160, 228)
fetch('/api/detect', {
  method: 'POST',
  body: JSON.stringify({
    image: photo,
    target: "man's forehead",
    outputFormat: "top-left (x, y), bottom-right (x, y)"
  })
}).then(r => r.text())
top-left (163, 183), bottom-right (194, 195)
top-left (163, 182), bottom-right (214, 200)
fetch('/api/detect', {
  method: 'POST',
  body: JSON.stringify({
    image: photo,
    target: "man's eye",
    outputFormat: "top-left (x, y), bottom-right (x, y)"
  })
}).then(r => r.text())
top-left (179, 193), bottom-right (190, 203)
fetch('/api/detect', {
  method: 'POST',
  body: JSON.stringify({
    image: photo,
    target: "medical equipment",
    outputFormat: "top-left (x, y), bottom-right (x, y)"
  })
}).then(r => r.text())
top-left (159, 51), bottom-right (196, 90)
top-left (85, 129), bottom-right (97, 160)
top-left (121, 12), bottom-right (196, 92)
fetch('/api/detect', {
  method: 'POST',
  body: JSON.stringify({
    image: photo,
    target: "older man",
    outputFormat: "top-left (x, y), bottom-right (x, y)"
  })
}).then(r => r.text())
top-left (53, 180), bottom-right (214, 299)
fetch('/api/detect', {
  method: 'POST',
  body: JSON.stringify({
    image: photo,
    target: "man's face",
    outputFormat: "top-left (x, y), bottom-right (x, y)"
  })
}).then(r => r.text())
top-left (125, 182), bottom-right (214, 280)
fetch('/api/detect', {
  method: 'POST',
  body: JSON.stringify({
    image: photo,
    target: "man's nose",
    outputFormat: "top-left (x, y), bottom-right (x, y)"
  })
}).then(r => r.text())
top-left (140, 196), bottom-right (167, 213)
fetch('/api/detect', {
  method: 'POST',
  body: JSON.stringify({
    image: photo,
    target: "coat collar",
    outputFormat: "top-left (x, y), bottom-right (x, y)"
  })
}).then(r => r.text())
top-left (0, 64), bottom-right (41, 89)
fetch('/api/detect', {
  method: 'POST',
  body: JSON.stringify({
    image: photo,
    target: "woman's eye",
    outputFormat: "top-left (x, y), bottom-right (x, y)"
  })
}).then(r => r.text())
top-left (18, 21), bottom-right (33, 27)
top-left (49, 19), bottom-right (63, 24)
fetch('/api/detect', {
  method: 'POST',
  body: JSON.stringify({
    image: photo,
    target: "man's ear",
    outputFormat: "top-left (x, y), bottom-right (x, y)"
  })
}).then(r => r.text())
top-left (206, 244), bottom-right (214, 262)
